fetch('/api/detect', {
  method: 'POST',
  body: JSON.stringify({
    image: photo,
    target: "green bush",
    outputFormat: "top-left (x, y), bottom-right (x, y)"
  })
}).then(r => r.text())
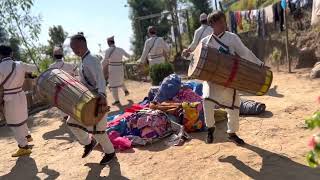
top-left (150, 62), bottom-right (174, 86)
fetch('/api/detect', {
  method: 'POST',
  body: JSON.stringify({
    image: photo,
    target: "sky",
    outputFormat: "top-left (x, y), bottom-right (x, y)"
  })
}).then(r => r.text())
top-left (32, 0), bottom-right (133, 55)
top-left (32, 0), bottom-right (218, 55)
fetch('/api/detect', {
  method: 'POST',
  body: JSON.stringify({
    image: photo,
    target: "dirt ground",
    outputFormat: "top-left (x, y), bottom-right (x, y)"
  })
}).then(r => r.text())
top-left (1, 69), bottom-right (320, 180)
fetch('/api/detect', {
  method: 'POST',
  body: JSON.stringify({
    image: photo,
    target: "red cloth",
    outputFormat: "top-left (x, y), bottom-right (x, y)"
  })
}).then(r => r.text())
top-left (235, 11), bottom-right (243, 30)
top-left (109, 131), bottom-right (132, 151)
top-left (107, 104), bottom-right (147, 127)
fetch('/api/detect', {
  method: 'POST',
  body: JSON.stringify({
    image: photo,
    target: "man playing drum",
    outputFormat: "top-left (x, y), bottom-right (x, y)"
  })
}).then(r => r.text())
top-left (183, 13), bottom-right (213, 56)
top-left (138, 26), bottom-right (170, 67)
top-left (69, 34), bottom-right (116, 165)
top-left (102, 36), bottom-right (130, 106)
top-left (0, 45), bottom-right (37, 157)
top-left (49, 46), bottom-right (77, 120)
top-left (202, 11), bottom-right (264, 145)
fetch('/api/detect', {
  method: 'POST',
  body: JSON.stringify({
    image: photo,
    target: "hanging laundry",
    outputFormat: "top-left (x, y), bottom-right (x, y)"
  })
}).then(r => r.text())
top-left (273, 2), bottom-right (285, 31)
top-left (251, 9), bottom-right (258, 20)
top-left (229, 11), bottom-right (238, 34)
top-left (265, 5), bottom-right (274, 23)
top-left (235, 11), bottom-right (243, 30)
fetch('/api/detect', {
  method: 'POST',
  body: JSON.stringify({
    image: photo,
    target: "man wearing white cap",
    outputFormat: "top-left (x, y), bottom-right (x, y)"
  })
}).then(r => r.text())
top-left (102, 36), bottom-right (130, 105)
top-left (138, 26), bottom-right (170, 67)
top-left (49, 45), bottom-right (77, 76)
top-left (183, 13), bottom-right (213, 56)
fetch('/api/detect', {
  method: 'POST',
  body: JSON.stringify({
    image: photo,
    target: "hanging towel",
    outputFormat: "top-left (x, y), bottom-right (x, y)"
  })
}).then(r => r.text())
top-left (265, 5), bottom-right (274, 23)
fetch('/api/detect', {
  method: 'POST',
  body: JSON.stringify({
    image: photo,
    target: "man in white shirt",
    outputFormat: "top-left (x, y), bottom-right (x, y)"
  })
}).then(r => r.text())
top-left (202, 11), bottom-right (264, 145)
top-left (69, 34), bottom-right (115, 165)
top-left (0, 45), bottom-right (37, 157)
top-left (138, 26), bottom-right (170, 67)
top-left (184, 13), bottom-right (213, 55)
top-left (102, 36), bottom-right (130, 105)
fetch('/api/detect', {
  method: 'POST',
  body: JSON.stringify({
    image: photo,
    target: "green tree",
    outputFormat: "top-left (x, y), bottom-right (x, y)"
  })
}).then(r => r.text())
top-left (0, 0), bottom-right (41, 70)
top-left (46, 25), bottom-right (68, 57)
top-left (128, 0), bottom-right (171, 57)
top-left (187, 0), bottom-right (212, 35)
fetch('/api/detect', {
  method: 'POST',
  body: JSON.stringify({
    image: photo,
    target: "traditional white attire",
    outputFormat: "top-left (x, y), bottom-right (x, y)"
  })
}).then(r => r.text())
top-left (139, 35), bottom-right (170, 67)
top-left (66, 50), bottom-right (114, 154)
top-left (102, 45), bottom-right (130, 102)
top-left (188, 24), bottom-right (213, 52)
top-left (49, 59), bottom-right (77, 76)
top-left (201, 32), bottom-right (263, 133)
top-left (0, 57), bottom-right (37, 147)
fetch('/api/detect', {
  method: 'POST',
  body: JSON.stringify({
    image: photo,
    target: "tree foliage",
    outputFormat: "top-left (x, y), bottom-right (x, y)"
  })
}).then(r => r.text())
top-left (0, 0), bottom-right (41, 70)
top-left (128, 0), bottom-right (171, 57)
top-left (186, 0), bottom-right (212, 35)
top-left (46, 25), bottom-right (68, 57)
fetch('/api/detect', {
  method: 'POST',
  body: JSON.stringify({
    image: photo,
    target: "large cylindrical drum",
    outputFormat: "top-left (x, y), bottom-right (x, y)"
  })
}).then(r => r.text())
top-left (37, 68), bottom-right (105, 126)
top-left (188, 43), bottom-right (273, 96)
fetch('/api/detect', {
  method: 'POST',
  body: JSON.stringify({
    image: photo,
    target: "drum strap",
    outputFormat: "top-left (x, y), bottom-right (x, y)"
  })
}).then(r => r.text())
top-left (67, 122), bottom-right (105, 134)
top-left (6, 119), bottom-right (27, 127)
top-left (107, 47), bottom-right (116, 59)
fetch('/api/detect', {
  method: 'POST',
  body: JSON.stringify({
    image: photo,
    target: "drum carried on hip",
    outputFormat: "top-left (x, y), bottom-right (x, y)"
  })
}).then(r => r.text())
top-left (37, 69), bottom-right (105, 126)
top-left (188, 43), bottom-right (273, 96)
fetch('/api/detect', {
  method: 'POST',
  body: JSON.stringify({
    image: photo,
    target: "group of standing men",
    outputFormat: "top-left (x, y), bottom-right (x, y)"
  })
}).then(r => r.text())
top-left (0, 10), bottom-right (264, 166)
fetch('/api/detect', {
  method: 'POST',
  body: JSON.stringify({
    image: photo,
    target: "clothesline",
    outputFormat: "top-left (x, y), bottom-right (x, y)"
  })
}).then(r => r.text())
top-left (227, 0), bottom-right (312, 37)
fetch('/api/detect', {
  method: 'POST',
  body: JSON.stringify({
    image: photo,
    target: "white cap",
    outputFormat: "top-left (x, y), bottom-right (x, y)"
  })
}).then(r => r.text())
top-left (53, 46), bottom-right (63, 56)
top-left (107, 36), bottom-right (114, 42)
top-left (200, 13), bottom-right (208, 21)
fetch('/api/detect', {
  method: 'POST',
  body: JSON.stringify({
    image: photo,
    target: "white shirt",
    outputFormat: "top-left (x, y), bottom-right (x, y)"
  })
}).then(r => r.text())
top-left (0, 58), bottom-right (37, 95)
top-left (188, 24), bottom-right (213, 52)
top-left (102, 46), bottom-right (130, 68)
top-left (201, 32), bottom-right (263, 66)
top-left (49, 60), bottom-right (76, 76)
top-left (79, 51), bottom-right (106, 94)
top-left (140, 35), bottom-right (170, 64)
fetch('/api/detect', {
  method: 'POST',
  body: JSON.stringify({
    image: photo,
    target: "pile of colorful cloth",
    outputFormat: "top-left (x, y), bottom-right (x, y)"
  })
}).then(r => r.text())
top-left (105, 74), bottom-right (267, 151)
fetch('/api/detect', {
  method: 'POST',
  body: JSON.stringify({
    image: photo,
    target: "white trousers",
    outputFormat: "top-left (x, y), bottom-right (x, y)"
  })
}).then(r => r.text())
top-left (202, 81), bottom-right (240, 133)
top-left (10, 123), bottom-right (29, 147)
top-left (110, 84), bottom-right (128, 102)
top-left (67, 116), bottom-right (115, 154)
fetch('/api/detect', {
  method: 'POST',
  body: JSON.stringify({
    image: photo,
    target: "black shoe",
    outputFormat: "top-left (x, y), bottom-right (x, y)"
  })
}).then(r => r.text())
top-left (206, 127), bottom-right (215, 144)
top-left (100, 152), bottom-right (116, 165)
top-left (82, 139), bottom-right (97, 158)
top-left (112, 101), bottom-right (120, 105)
top-left (228, 134), bottom-right (245, 146)
top-left (124, 91), bottom-right (130, 96)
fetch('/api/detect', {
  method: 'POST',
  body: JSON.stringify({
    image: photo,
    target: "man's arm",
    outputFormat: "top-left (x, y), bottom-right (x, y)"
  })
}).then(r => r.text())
top-left (121, 48), bottom-right (131, 59)
top-left (188, 29), bottom-right (200, 52)
top-left (138, 40), bottom-right (150, 64)
top-left (232, 35), bottom-right (264, 66)
top-left (86, 58), bottom-right (106, 95)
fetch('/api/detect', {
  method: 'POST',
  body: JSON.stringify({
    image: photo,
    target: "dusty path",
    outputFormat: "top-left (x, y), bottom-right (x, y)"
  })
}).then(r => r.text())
top-left (1, 70), bottom-right (320, 180)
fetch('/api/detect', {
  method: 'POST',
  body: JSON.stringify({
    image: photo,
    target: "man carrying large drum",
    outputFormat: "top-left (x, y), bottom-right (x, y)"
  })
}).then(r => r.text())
top-left (67, 33), bottom-right (116, 165)
top-left (189, 11), bottom-right (267, 145)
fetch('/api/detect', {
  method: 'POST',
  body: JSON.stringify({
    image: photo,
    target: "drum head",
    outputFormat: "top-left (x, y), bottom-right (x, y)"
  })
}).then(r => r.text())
top-left (188, 43), bottom-right (204, 77)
